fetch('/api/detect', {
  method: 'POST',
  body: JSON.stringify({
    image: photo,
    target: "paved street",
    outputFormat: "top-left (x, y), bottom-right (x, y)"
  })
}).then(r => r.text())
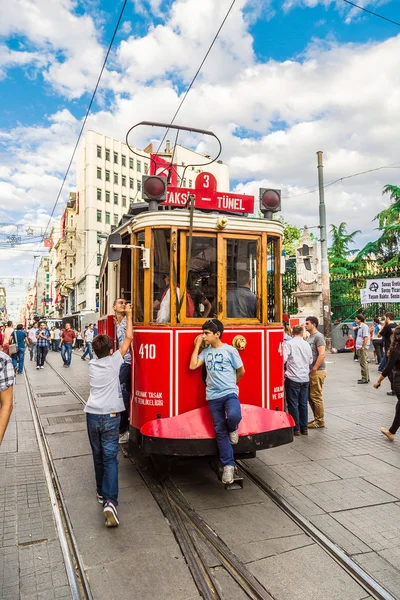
top-left (1, 348), bottom-right (400, 598)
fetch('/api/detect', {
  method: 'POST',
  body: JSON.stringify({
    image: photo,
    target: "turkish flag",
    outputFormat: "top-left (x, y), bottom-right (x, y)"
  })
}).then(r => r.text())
top-left (150, 154), bottom-right (178, 187)
top-left (44, 237), bottom-right (53, 248)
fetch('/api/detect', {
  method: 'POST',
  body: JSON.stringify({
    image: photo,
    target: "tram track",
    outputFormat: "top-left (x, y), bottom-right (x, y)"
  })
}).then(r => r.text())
top-left (23, 367), bottom-right (93, 600)
top-left (44, 360), bottom-right (396, 600)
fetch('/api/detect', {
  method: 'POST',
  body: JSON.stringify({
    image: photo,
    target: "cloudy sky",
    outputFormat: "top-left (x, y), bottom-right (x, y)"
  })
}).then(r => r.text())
top-left (0, 0), bottom-right (399, 314)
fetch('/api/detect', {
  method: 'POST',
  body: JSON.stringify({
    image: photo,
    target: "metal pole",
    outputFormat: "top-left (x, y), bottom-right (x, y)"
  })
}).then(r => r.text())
top-left (317, 151), bottom-right (332, 348)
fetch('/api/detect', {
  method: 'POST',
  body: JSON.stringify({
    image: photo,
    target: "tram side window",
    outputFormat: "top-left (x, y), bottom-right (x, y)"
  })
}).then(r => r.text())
top-left (185, 237), bottom-right (217, 319)
top-left (136, 231), bottom-right (145, 323)
top-left (226, 239), bottom-right (258, 319)
top-left (152, 229), bottom-right (171, 323)
top-left (267, 237), bottom-right (280, 323)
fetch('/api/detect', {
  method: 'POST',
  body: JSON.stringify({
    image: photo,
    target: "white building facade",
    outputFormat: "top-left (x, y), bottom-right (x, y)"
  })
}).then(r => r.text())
top-left (75, 130), bottom-right (230, 314)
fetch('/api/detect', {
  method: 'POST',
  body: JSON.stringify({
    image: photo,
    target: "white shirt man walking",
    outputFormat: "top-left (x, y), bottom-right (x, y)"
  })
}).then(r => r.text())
top-left (305, 316), bottom-right (327, 429)
top-left (355, 314), bottom-right (370, 384)
top-left (284, 325), bottom-right (313, 436)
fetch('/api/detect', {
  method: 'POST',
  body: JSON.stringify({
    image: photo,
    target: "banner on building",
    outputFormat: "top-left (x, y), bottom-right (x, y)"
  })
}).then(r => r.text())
top-left (43, 237), bottom-right (53, 248)
top-left (360, 278), bottom-right (400, 304)
top-left (150, 154), bottom-right (178, 187)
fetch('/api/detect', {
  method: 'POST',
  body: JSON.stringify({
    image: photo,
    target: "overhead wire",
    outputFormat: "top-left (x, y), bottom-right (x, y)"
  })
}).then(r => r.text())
top-left (342, 0), bottom-right (400, 27)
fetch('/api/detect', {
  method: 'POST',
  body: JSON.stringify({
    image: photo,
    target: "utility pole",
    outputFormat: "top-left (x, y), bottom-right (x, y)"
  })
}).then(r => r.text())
top-left (317, 151), bottom-right (332, 348)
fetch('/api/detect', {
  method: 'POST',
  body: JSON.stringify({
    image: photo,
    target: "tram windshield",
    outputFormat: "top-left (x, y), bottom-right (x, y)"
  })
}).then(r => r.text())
top-left (226, 238), bottom-right (257, 319)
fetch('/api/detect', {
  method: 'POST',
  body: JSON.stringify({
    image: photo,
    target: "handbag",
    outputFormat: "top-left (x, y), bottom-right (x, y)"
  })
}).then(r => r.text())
top-left (8, 343), bottom-right (17, 355)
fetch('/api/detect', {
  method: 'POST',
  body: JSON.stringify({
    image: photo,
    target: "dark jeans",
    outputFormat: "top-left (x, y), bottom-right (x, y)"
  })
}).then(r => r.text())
top-left (336, 348), bottom-right (352, 354)
top-left (36, 345), bottom-right (48, 367)
top-left (54, 339), bottom-right (60, 352)
top-left (208, 393), bottom-right (242, 467)
top-left (61, 342), bottom-right (73, 365)
top-left (379, 353), bottom-right (387, 372)
top-left (285, 378), bottom-right (309, 431)
top-left (372, 339), bottom-right (384, 364)
top-left (82, 342), bottom-right (93, 360)
top-left (86, 413), bottom-right (120, 506)
top-left (12, 348), bottom-right (26, 373)
top-left (119, 362), bottom-right (131, 434)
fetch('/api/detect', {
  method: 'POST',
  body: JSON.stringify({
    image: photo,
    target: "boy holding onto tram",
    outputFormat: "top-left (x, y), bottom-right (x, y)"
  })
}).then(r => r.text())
top-left (190, 319), bottom-right (245, 485)
top-left (84, 304), bottom-right (133, 527)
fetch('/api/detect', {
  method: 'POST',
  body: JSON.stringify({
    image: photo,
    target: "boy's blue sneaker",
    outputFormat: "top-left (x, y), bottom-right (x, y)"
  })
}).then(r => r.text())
top-left (96, 493), bottom-right (103, 504)
top-left (104, 501), bottom-right (119, 527)
top-left (229, 430), bottom-right (239, 445)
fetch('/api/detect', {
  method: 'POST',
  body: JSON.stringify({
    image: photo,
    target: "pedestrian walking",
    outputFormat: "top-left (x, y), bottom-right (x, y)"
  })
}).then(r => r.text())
top-left (28, 322), bottom-right (38, 361)
top-left (50, 327), bottom-right (55, 351)
top-left (0, 349), bottom-right (14, 446)
top-left (53, 325), bottom-right (61, 352)
top-left (60, 323), bottom-right (76, 368)
top-left (81, 324), bottom-right (94, 361)
top-left (114, 298), bottom-right (132, 443)
top-left (10, 324), bottom-right (29, 374)
top-left (374, 326), bottom-right (400, 441)
top-left (3, 321), bottom-right (14, 356)
top-left (371, 317), bottom-right (383, 364)
top-left (305, 316), bottom-right (327, 429)
top-left (355, 314), bottom-right (370, 384)
top-left (76, 328), bottom-right (83, 350)
top-left (284, 325), bottom-right (313, 436)
top-left (352, 319), bottom-right (359, 362)
top-left (85, 304), bottom-right (133, 527)
top-left (36, 322), bottom-right (51, 369)
top-left (190, 318), bottom-right (245, 485)
top-left (378, 312), bottom-right (398, 372)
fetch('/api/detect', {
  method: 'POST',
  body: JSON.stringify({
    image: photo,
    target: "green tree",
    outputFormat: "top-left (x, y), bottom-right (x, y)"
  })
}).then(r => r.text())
top-left (328, 222), bottom-right (360, 276)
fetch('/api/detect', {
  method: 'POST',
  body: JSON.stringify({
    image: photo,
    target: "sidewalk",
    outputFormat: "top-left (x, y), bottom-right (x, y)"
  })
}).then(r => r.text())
top-left (0, 372), bottom-right (71, 600)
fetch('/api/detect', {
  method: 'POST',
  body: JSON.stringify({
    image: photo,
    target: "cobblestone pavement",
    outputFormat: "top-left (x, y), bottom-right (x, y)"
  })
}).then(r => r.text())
top-left (2, 348), bottom-right (399, 599)
top-left (0, 367), bottom-right (71, 600)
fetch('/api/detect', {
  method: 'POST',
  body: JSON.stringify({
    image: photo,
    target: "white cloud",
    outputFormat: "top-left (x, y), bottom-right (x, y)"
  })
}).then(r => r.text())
top-left (0, 44), bottom-right (47, 79)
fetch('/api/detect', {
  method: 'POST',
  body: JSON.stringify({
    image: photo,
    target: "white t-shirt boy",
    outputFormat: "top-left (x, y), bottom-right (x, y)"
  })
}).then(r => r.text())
top-left (84, 351), bottom-right (125, 415)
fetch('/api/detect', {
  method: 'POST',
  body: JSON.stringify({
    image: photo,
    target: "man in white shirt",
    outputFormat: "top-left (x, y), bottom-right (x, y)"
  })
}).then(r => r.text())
top-left (85, 304), bottom-right (132, 528)
top-left (355, 314), bottom-right (370, 384)
top-left (81, 324), bottom-right (94, 361)
top-left (53, 326), bottom-right (61, 352)
top-left (28, 322), bottom-right (38, 361)
top-left (284, 325), bottom-right (313, 436)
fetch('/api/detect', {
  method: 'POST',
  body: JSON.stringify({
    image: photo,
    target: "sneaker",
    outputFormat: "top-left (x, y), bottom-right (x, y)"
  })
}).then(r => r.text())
top-left (293, 430), bottom-right (300, 436)
top-left (380, 427), bottom-right (395, 441)
top-left (96, 493), bottom-right (103, 504)
top-left (387, 391), bottom-right (396, 396)
top-left (221, 465), bottom-right (235, 484)
top-left (36, 366), bottom-right (40, 370)
top-left (81, 357), bottom-right (86, 361)
top-left (229, 430), bottom-right (239, 445)
top-left (357, 379), bottom-right (368, 384)
top-left (300, 430), bottom-right (308, 435)
top-left (119, 431), bottom-right (129, 444)
top-left (104, 501), bottom-right (119, 527)
top-left (40, 366), bottom-right (44, 369)
top-left (308, 421), bottom-right (324, 429)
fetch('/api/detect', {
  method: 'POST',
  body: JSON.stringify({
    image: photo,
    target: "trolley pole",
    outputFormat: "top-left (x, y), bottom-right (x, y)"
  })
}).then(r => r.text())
top-left (317, 151), bottom-right (332, 349)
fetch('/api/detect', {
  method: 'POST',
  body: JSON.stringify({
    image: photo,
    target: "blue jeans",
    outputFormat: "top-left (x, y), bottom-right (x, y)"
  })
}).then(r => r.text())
top-left (86, 413), bottom-right (120, 506)
top-left (379, 353), bottom-right (387, 372)
top-left (61, 342), bottom-right (73, 365)
top-left (54, 339), bottom-right (60, 352)
top-left (207, 394), bottom-right (242, 467)
top-left (119, 362), bottom-right (131, 434)
top-left (82, 341), bottom-right (93, 360)
top-left (12, 348), bottom-right (25, 373)
top-left (285, 377), bottom-right (309, 432)
top-left (29, 342), bottom-right (37, 361)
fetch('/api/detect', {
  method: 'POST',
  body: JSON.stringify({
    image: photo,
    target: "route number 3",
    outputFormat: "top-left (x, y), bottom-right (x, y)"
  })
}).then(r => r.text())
top-left (139, 343), bottom-right (156, 359)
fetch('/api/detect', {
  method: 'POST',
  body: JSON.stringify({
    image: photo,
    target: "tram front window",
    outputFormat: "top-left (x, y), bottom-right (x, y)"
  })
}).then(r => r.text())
top-left (152, 229), bottom-right (171, 323)
top-left (226, 239), bottom-right (258, 319)
top-left (186, 237), bottom-right (217, 319)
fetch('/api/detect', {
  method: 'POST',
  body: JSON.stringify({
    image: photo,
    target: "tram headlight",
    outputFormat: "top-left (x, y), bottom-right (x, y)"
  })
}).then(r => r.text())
top-left (142, 175), bottom-right (167, 202)
top-left (259, 188), bottom-right (281, 219)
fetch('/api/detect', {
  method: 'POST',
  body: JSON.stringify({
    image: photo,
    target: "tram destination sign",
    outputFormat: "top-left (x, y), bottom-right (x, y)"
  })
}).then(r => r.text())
top-left (360, 278), bottom-right (400, 303)
top-left (161, 171), bottom-right (255, 214)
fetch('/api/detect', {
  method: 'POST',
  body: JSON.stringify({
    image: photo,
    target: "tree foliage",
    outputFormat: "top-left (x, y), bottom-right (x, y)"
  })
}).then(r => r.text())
top-left (328, 222), bottom-right (360, 276)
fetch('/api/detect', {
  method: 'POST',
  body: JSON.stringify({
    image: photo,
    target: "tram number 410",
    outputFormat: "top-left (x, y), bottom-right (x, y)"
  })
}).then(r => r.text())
top-left (139, 343), bottom-right (156, 359)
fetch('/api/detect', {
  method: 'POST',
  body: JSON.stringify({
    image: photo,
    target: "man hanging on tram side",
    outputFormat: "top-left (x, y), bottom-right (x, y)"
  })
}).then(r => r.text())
top-left (190, 319), bottom-right (245, 485)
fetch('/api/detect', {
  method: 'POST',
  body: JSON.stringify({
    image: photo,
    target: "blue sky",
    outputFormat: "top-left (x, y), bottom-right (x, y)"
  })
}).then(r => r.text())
top-left (0, 0), bottom-right (399, 316)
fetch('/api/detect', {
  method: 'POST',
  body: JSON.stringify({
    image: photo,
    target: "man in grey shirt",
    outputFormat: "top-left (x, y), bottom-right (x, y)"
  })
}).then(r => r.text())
top-left (284, 325), bottom-right (313, 435)
top-left (305, 316), bottom-right (327, 429)
top-left (227, 270), bottom-right (257, 318)
top-left (355, 314), bottom-right (370, 384)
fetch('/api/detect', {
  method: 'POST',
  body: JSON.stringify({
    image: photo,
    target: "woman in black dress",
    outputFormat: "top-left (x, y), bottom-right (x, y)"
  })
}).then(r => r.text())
top-left (374, 326), bottom-right (400, 441)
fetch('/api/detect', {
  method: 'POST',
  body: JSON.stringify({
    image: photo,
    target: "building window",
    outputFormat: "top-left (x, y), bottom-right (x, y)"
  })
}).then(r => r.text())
top-left (129, 157), bottom-right (134, 169)
top-left (122, 175), bottom-right (126, 187)
top-left (129, 177), bottom-right (134, 189)
top-left (122, 195), bottom-right (127, 207)
top-left (70, 216), bottom-right (73, 227)
top-left (97, 188), bottom-right (102, 201)
top-left (114, 193), bottom-right (118, 205)
top-left (114, 172), bottom-right (118, 184)
top-left (106, 191), bottom-right (110, 203)
top-left (114, 214), bottom-right (119, 226)
top-left (144, 163), bottom-right (149, 175)
top-left (113, 151), bottom-right (118, 164)
top-left (96, 276), bottom-right (99, 289)
top-left (105, 170), bottom-right (110, 182)
top-left (137, 160), bottom-right (141, 172)
top-left (97, 232), bottom-right (102, 243)
top-left (105, 212), bottom-right (110, 225)
top-left (97, 210), bottom-right (102, 223)
top-left (137, 181), bottom-right (142, 191)
top-left (69, 263), bottom-right (73, 278)
top-left (96, 146), bottom-right (102, 158)
top-left (122, 155), bottom-right (126, 167)
top-left (105, 149), bottom-right (110, 161)
top-left (97, 167), bottom-right (102, 179)
top-left (97, 254), bottom-right (102, 266)
top-left (46, 273), bottom-right (49, 281)
top-left (189, 180), bottom-right (192, 188)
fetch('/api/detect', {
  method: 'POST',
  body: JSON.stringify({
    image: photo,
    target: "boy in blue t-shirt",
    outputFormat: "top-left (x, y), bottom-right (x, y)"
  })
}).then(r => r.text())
top-left (190, 319), bottom-right (245, 484)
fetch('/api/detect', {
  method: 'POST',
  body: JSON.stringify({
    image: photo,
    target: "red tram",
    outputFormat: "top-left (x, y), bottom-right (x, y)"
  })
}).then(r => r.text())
top-left (98, 125), bottom-right (294, 460)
